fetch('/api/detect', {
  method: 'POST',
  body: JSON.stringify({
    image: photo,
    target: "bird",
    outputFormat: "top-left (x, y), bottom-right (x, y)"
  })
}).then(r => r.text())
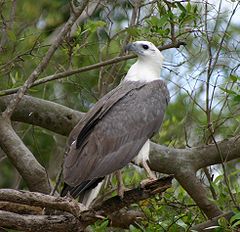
top-left (61, 41), bottom-right (170, 200)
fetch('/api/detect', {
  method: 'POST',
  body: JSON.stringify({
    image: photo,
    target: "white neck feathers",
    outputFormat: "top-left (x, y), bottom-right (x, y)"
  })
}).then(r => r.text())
top-left (124, 57), bottom-right (163, 82)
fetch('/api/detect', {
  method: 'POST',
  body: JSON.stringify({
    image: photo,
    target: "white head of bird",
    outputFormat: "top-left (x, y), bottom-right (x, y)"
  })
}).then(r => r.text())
top-left (124, 41), bottom-right (164, 82)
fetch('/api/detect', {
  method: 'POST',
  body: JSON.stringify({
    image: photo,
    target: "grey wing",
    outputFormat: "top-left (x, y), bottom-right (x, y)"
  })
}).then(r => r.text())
top-left (63, 80), bottom-right (169, 186)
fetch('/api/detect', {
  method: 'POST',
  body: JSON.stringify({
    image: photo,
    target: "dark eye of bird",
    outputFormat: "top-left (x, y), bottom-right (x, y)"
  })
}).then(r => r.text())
top-left (142, 44), bottom-right (149, 50)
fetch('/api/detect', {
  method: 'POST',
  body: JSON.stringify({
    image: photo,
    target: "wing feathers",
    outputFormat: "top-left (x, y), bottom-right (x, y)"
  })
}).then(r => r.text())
top-left (63, 80), bottom-right (169, 188)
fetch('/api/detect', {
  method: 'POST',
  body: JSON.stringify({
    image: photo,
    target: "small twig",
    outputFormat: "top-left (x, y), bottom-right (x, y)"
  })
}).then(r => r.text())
top-left (51, 169), bottom-right (63, 196)
top-left (0, 155), bottom-right (7, 163)
top-left (69, 0), bottom-right (77, 15)
top-left (164, 0), bottom-right (176, 43)
top-left (9, 0), bottom-right (17, 29)
top-left (99, 0), bottom-right (141, 95)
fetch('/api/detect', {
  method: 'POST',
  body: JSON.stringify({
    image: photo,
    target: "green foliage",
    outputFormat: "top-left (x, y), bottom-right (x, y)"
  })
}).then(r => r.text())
top-left (1, 0), bottom-right (240, 231)
top-left (220, 75), bottom-right (240, 104)
top-left (85, 20), bottom-right (106, 33)
top-left (93, 219), bottom-right (110, 231)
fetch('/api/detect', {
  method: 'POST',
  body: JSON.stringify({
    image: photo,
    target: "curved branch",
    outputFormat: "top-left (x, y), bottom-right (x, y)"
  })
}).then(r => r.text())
top-left (0, 117), bottom-right (51, 193)
top-left (149, 140), bottom-right (240, 218)
top-left (191, 136), bottom-right (240, 169)
top-left (149, 138), bottom-right (240, 173)
top-left (175, 171), bottom-right (222, 218)
top-left (0, 95), bottom-right (83, 136)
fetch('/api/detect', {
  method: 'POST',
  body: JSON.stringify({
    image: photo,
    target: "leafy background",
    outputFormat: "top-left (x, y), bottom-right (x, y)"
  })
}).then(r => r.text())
top-left (0, 0), bottom-right (240, 231)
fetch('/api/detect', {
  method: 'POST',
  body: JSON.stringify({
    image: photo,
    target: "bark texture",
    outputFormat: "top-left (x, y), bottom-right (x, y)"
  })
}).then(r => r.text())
top-left (0, 176), bottom-right (172, 231)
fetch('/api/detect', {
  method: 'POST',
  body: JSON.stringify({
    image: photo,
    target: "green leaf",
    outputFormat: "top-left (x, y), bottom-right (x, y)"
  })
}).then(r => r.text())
top-left (230, 74), bottom-right (238, 82)
top-left (218, 217), bottom-right (229, 227)
top-left (129, 224), bottom-right (141, 231)
top-left (126, 27), bottom-right (140, 36)
top-left (220, 87), bottom-right (237, 95)
top-left (230, 212), bottom-right (240, 224)
top-left (233, 95), bottom-right (240, 102)
top-left (193, 5), bottom-right (198, 13)
top-left (177, 2), bottom-right (186, 12)
top-left (7, 30), bottom-right (17, 41)
top-left (85, 20), bottom-right (106, 33)
top-left (158, 14), bottom-right (169, 27)
top-left (232, 219), bottom-right (240, 228)
top-left (148, 16), bottom-right (159, 27)
top-left (179, 11), bottom-right (186, 23)
top-left (186, 2), bottom-right (192, 12)
top-left (167, 10), bottom-right (175, 20)
top-left (157, 2), bottom-right (167, 15)
top-left (176, 219), bottom-right (187, 228)
top-left (213, 174), bottom-right (223, 184)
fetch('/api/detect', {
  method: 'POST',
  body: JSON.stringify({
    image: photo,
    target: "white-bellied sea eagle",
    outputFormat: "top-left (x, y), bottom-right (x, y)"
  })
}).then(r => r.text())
top-left (61, 41), bottom-right (170, 199)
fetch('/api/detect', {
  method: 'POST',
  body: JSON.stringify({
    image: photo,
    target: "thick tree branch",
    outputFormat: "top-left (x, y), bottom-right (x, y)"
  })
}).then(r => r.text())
top-left (0, 95), bottom-right (83, 136)
top-left (149, 138), bottom-right (240, 173)
top-left (108, 209), bottom-right (144, 229)
top-left (0, 176), bottom-right (172, 231)
top-left (0, 189), bottom-right (86, 217)
top-left (0, 210), bottom-right (81, 232)
top-left (175, 171), bottom-right (222, 218)
top-left (0, 117), bottom-right (51, 193)
top-left (93, 176), bottom-right (173, 215)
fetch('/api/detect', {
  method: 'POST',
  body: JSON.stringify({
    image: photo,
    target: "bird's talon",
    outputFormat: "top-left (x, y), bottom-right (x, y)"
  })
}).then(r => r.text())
top-left (118, 186), bottom-right (125, 199)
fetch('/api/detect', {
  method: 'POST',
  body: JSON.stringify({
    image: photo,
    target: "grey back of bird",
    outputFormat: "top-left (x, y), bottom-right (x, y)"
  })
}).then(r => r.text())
top-left (62, 79), bottom-right (169, 198)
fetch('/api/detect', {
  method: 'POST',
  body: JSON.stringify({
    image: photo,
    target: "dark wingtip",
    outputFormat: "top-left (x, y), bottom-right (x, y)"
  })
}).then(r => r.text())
top-left (60, 178), bottom-right (105, 199)
top-left (60, 183), bottom-right (71, 197)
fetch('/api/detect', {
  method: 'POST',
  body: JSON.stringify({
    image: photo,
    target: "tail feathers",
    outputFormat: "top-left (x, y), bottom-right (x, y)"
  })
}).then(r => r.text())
top-left (81, 181), bottom-right (103, 207)
top-left (60, 177), bottom-right (104, 199)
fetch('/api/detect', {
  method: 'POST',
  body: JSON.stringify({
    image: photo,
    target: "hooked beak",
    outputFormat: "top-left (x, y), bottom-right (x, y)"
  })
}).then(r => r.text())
top-left (124, 43), bottom-right (137, 53)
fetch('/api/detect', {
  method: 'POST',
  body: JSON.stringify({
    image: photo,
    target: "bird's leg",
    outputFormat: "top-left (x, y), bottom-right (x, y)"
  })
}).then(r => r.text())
top-left (140, 161), bottom-right (157, 188)
top-left (142, 160), bottom-right (156, 180)
top-left (116, 170), bottom-right (125, 199)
